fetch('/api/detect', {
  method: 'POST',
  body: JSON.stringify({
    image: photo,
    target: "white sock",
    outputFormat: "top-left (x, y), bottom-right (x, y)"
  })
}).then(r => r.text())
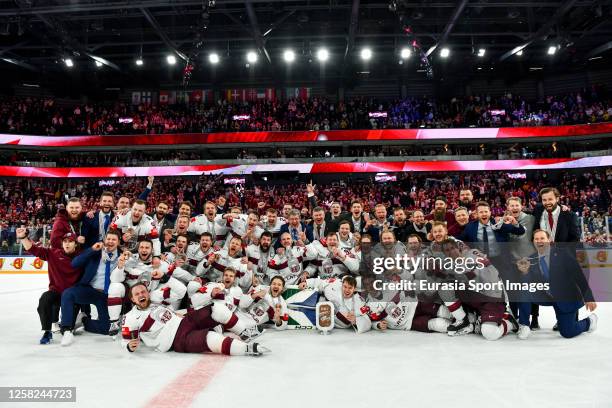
top-left (205, 331), bottom-right (247, 355)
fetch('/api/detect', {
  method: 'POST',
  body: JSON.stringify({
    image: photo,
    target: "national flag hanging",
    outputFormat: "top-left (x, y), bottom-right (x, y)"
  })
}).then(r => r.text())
top-left (131, 92), bottom-right (141, 105)
top-left (286, 87), bottom-right (311, 100)
top-left (256, 88), bottom-right (276, 101)
top-left (141, 91), bottom-right (152, 104)
top-left (202, 89), bottom-right (214, 103)
top-left (190, 90), bottom-right (203, 103)
top-left (159, 90), bottom-right (176, 105)
top-left (225, 89), bottom-right (245, 102)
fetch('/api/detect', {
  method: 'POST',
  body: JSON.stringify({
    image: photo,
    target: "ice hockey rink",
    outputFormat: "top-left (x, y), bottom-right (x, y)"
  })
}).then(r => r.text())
top-left (1, 274), bottom-right (611, 408)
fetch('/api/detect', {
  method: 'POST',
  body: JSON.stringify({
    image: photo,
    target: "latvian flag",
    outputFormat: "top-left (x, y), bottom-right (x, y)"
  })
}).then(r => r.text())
top-left (286, 87), bottom-right (311, 100)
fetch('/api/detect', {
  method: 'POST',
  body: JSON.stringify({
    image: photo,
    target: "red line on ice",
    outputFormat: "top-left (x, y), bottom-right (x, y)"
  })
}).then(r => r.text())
top-left (145, 354), bottom-right (228, 408)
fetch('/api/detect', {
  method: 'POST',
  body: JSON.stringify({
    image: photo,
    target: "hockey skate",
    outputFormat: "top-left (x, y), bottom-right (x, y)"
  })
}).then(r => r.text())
top-left (447, 316), bottom-right (473, 336)
top-left (108, 320), bottom-right (121, 338)
top-left (245, 342), bottom-right (271, 356)
top-left (240, 325), bottom-right (266, 342)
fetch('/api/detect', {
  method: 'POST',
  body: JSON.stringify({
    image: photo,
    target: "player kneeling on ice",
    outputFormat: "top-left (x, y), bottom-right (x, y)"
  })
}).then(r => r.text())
top-left (107, 240), bottom-right (187, 337)
top-left (123, 283), bottom-right (269, 356)
top-left (187, 267), bottom-right (264, 341)
top-left (440, 240), bottom-right (518, 341)
top-left (299, 276), bottom-right (371, 333)
top-left (238, 276), bottom-right (289, 330)
top-left (361, 275), bottom-right (452, 333)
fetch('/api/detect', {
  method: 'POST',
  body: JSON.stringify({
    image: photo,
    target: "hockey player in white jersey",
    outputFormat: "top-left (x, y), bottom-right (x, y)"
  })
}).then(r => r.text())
top-left (122, 283), bottom-right (269, 355)
top-left (336, 220), bottom-right (357, 250)
top-left (187, 267), bottom-right (244, 312)
top-left (107, 240), bottom-right (186, 336)
top-left (299, 275), bottom-right (371, 333)
top-left (245, 231), bottom-right (275, 285)
top-left (267, 232), bottom-right (318, 285)
top-left (166, 232), bottom-right (215, 284)
top-left (198, 236), bottom-right (252, 291)
top-left (238, 275), bottom-right (289, 330)
top-left (305, 232), bottom-right (359, 279)
top-left (163, 233), bottom-right (189, 265)
top-left (261, 208), bottom-right (286, 246)
top-left (224, 211), bottom-right (264, 247)
top-left (110, 199), bottom-right (161, 256)
top-left (188, 201), bottom-right (230, 246)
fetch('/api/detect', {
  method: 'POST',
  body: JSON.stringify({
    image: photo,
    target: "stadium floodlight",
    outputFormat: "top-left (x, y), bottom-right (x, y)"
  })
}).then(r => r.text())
top-left (516, 50), bottom-right (523, 56)
top-left (95, 60), bottom-right (103, 68)
top-left (440, 48), bottom-right (450, 58)
top-left (477, 48), bottom-right (486, 57)
top-left (547, 46), bottom-right (557, 55)
top-left (400, 48), bottom-right (411, 59)
top-left (316, 48), bottom-right (329, 62)
top-left (209, 53), bottom-right (220, 64)
top-left (283, 49), bottom-right (296, 63)
top-left (64, 58), bottom-right (74, 67)
top-left (246, 51), bottom-right (258, 63)
top-left (166, 55), bottom-right (177, 65)
top-left (360, 48), bottom-right (372, 60)
top-left (135, 58), bottom-right (144, 66)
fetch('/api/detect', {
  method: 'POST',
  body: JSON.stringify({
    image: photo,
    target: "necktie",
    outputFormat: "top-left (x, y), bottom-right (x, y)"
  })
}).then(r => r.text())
top-left (103, 214), bottom-right (111, 233)
top-left (539, 256), bottom-right (550, 282)
top-left (104, 252), bottom-right (114, 293)
top-left (317, 225), bottom-right (322, 239)
top-left (291, 227), bottom-right (298, 241)
top-left (547, 210), bottom-right (554, 231)
top-left (482, 225), bottom-right (490, 255)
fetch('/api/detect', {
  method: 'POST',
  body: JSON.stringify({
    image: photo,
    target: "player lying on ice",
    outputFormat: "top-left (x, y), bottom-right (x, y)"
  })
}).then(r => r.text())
top-left (122, 282), bottom-right (270, 356)
top-left (299, 275), bottom-right (371, 333)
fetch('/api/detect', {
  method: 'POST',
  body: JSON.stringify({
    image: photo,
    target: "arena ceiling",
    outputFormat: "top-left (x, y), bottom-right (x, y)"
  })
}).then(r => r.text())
top-left (0, 0), bottom-right (611, 87)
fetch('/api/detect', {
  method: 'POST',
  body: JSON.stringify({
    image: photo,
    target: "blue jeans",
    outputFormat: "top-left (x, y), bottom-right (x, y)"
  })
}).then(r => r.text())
top-left (517, 301), bottom-right (589, 338)
top-left (61, 285), bottom-right (110, 335)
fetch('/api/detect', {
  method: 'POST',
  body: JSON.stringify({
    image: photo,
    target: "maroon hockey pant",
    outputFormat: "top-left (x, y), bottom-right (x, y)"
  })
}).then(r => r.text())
top-left (172, 306), bottom-right (219, 353)
top-left (410, 302), bottom-right (440, 332)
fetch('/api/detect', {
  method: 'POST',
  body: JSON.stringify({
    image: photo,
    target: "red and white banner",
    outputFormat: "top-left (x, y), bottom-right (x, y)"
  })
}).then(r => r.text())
top-left (1, 123), bottom-right (610, 147)
top-left (0, 156), bottom-right (609, 178)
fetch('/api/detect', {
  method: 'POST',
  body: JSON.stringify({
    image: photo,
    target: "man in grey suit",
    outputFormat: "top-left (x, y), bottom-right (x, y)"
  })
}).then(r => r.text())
top-left (506, 196), bottom-right (538, 328)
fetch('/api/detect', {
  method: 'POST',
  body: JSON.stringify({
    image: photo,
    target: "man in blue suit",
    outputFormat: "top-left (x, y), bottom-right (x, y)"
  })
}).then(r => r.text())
top-left (59, 230), bottom-right (121, 346)
top-left (459, 201), bottom-right (525, 267)
top-left (277, 209), bottom-right (308, 248)
top-left (516, 229), bottom-right (597, 340)
top-left (83, 191), bottom-right (115, 247)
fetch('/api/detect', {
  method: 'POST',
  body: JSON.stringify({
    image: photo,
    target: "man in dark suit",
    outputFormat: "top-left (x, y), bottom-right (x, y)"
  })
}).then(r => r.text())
top-left (336, 200), bottom-right (369, 235)
top-left (405, 209), bottom-right (432, 242)
top-left (390, 208), bottom-right (410, 243)
top-left (305, 206), bottom-right (333, 242)
top-left (277, 209), bottom-right (308, 248)
top-left (149, 200), bottom-right (177, 237)
top-left (83, 191), bottom-right (116, 247)
top-left (531, 187), bottom-right (581, 330)
top-left (459, 201), bottom-right (525, 278)
top-left (533, 187), bottom-right (581, 243)
top-left (59, 230), bottom-right (121, 346)
top-left (305, 181), bottom-right (346, 229)
top-left (515, 229), bottom-right (597, 340)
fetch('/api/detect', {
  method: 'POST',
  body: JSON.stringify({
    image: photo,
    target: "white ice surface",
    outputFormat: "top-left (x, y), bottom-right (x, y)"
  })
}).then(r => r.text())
top-left (1, 274), bottom-right (611, 408)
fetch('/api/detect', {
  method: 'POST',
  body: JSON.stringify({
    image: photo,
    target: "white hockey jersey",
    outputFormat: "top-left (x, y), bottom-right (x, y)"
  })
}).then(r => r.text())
top-left (365, 290), bottom-right (418, 331)
top-left (111, 212), bottom-right (161, 255)
top-left (225, 215), bottom-right (264, 247)
top-left (187, 281), bottom-right (243, 311)
top-left (205, 249), bottom-right (253, 292)
top-left (261, 217), bottom-right (286, 245)
top-left (187, 214), bottom-right (229, 246)
top-left (121, 304), bottom-right (182, 352)
top-left (238, 285), bottom-right (289, 329)
top-left (267, 245), bottom-right (318, 285)
top-left (304, 240), bottom-right (359, 279)
top-left (245, 244), bottom-right (275, 285)
top-left (304, 277), bottom-right (371, 333)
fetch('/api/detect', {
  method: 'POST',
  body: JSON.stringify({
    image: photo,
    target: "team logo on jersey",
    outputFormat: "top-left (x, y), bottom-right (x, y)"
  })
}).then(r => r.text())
top-left (32, 258), bottom-right (44, 270)
top-left (391, 306), bottom-right (403, 319)
top-left (576, 251), bottom-right (587, 266)
top-left (11, 258), bottom-right (24, 269)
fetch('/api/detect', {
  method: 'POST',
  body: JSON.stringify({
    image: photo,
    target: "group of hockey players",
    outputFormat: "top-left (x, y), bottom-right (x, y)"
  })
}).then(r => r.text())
top-left (21, 178), bottom-right (598, 358)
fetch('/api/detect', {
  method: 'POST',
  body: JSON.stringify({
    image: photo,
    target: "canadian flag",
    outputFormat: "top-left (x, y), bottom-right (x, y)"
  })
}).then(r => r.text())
top-left (159, 91), bottom-right (176, 105)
